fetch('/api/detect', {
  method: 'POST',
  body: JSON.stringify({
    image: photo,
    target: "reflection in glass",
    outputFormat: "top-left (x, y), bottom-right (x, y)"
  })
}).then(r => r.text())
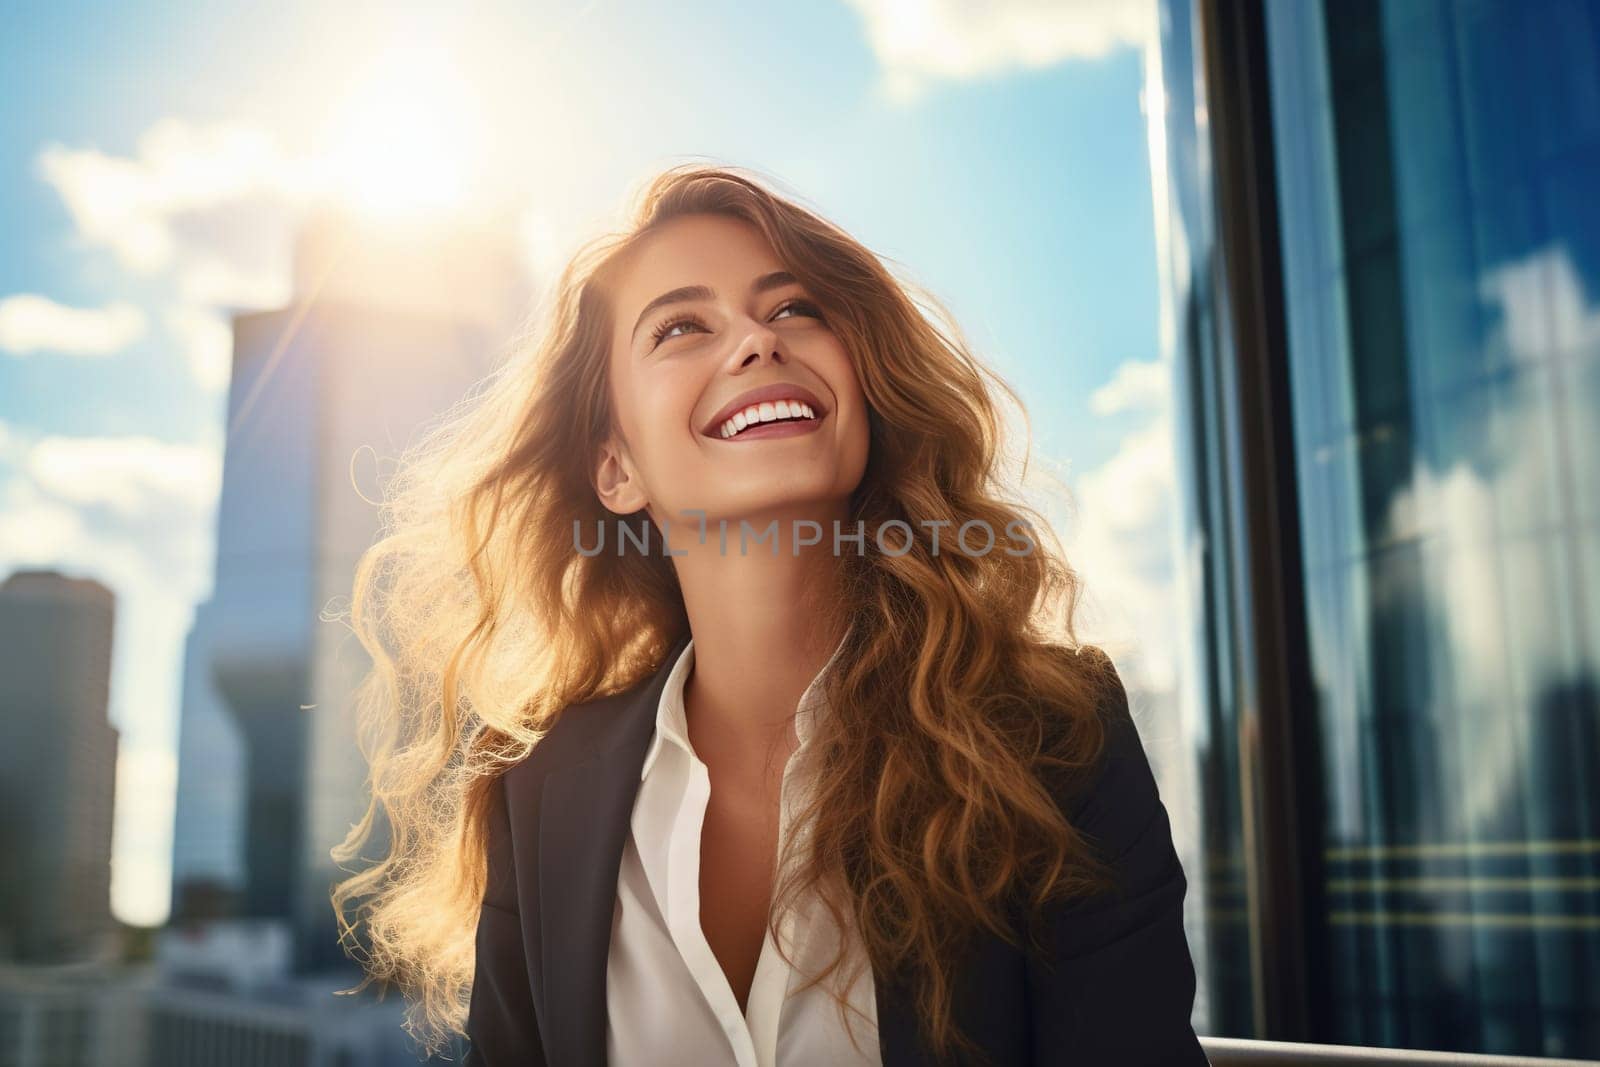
top-left (1265, 0), bottom-right (1600, 1056)
top-left (1146, 0), bottom-right (1259, 1036)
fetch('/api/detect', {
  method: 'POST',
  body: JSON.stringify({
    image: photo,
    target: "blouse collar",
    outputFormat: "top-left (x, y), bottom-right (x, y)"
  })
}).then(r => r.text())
top-left (639, 624), bottom-right (853, 782)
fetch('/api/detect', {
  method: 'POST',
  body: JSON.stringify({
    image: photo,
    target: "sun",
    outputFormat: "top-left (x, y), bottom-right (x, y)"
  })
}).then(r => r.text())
top-left (315, 40), bottom-right (487, 223)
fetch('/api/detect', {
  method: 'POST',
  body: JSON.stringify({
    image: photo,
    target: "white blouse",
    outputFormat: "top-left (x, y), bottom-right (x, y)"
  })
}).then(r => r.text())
top-left (604, 633), bottom-right (882, 1067)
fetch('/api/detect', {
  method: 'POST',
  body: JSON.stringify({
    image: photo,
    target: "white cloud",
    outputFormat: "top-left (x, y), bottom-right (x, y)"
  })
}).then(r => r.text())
top-left (1077, 412), bottom-right (1173, 542)
top-left (29, 431), bottom-right (215, 511)
top-left (0, 294), bottom-right (147, 357)
top-left (35, 116), bottom-right (304, 391)
top-left (1016, 352), bottom-right (1179, 695)
top-left (1068, 399), bottom-right (1178, 685)
top-left (1375, 243), bottom-right (1600, 839)
top-left (844, 0), bottom-right (1155, 103)
top-left (165, 307), bottom-right (234, 393)
top-left (1089, 355), bottom-right (1168, 416)
top-left (1479, 240), bottom-right (1600, 360)
top-left (0, 424), bottom-right (221, 616)
top-left (37, 117), bottom-right (305, 278)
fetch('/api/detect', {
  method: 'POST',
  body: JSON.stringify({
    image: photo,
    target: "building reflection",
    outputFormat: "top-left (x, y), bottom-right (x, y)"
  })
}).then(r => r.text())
top-left (1153, 0), bottom-right (1600, 1057)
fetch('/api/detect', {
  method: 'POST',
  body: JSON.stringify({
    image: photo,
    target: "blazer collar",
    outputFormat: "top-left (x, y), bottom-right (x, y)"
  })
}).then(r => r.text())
top-left (536, 629), bottom-right (691, 1067)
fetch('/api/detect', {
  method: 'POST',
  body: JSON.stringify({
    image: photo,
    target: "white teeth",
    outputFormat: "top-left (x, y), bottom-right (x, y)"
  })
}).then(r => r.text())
top-left (716, 398), bottom-right (820, 438)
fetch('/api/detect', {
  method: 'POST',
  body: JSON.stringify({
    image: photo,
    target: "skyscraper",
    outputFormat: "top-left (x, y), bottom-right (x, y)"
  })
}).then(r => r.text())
top-left (1151, 0), bottom-right (1600, 1057)
top-left (168, 209), bottom-right (532, 973)
top-left (0, 570), bottom-right (120, 964)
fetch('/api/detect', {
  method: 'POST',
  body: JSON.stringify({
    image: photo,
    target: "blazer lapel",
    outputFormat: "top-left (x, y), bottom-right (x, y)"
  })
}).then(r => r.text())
top-left (536, 631), bottom-right (691, 1067)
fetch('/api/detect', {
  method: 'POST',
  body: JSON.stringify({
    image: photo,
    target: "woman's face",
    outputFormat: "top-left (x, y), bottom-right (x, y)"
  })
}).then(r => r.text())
top-left (596, 213), bottom-right (870, 535)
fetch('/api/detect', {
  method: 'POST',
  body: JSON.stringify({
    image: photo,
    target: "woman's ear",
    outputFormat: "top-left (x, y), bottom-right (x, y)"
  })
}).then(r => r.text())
top-left (593, 435), bottom-right (651, 516)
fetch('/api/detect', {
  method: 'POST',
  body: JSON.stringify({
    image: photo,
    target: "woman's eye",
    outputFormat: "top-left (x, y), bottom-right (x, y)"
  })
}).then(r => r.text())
top-left (774, 299), bottom-right (823, 322)
top-left (650, 314), bottom-right (706, 347)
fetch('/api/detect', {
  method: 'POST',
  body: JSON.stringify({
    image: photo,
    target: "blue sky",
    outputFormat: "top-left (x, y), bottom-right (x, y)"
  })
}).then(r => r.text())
top-left (0, 0), bottom-right (1175, 925)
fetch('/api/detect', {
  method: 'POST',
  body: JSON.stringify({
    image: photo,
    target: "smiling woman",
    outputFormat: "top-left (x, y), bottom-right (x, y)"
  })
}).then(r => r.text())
top-left (592, 212), bottom-right (870, 561)
top-left (328, 163), bottom-right (1207, 1066)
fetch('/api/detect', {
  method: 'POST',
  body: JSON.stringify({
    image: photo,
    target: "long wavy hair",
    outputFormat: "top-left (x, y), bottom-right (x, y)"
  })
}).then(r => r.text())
top-left (330, 162), bottom-right (1124, 1064)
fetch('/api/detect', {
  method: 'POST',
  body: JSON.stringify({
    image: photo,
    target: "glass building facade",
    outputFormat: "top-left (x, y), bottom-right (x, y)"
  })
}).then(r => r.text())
top-left (1154, 0), bottom-right (1600, 1057)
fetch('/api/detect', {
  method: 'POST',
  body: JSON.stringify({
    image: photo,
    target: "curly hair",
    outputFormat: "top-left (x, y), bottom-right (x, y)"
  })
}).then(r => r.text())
top-left (329, 161), bottom-right (1122, 1064)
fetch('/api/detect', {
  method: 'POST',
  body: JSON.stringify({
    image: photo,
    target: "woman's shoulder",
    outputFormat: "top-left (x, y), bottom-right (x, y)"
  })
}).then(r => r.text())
top-left (499, 675), bottom-right (652, 788)
top-left (479, 693), bottom-right (610, 911)
top-left (480, 668), bottom-right (665, 909)
top-left (1049, 646), bottom-right (1166, 848)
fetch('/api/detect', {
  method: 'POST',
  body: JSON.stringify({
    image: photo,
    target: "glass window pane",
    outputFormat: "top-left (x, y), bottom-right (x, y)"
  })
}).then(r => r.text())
top-left (1260, 0), bottom-right (1600, 1056)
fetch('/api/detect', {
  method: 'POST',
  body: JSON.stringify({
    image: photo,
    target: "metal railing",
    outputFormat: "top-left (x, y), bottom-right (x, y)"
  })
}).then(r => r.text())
top-left (1201, 1038), bottom-right (1599, 1066)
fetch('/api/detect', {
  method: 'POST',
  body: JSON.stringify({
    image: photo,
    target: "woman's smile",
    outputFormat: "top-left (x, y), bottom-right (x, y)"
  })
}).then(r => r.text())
top-left (710, 401), bottom-right (826, 442)
top-left (715, 414), bottom-right (824, 441)
top-left (701, 381), bottom-right (831, 439)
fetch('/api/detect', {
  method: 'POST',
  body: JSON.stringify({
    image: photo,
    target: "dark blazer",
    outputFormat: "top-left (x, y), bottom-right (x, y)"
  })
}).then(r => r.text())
top-left (464, 630), bottom-right (1210, 1066)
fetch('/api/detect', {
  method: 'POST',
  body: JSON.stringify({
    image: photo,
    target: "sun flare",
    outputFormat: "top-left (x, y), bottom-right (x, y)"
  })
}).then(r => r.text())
top-left (316, 41), bottom-right (486, 222)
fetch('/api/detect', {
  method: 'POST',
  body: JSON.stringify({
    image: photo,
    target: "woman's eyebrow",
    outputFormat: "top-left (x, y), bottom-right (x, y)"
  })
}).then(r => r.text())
top-left (629, 270), bottom-right (800, 342)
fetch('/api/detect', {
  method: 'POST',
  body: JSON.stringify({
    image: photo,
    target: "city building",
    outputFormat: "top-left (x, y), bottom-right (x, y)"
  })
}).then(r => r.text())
top-left (0, 963), bottom-right (147, 1067)
top-left (0, 571), bottom-right (120, 965)
top-left (0, 958), bottom-right (461, 1067)
top-left (168, 209), bottom-right (533, 977)
top-left (1149, 0), bottom-right (1600, 1058)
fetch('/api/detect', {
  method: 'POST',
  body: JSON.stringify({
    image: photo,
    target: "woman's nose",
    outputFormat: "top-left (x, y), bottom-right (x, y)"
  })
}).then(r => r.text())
top-left (731, 318), bottom-right (784, 367)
